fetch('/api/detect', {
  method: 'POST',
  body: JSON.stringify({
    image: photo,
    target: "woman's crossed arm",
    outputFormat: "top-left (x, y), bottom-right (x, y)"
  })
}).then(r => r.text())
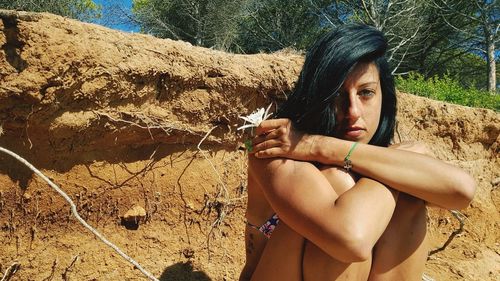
top-left (251, 119), bottom-right (476, 210)
top-left (249, 156), bottom-right (398, 263)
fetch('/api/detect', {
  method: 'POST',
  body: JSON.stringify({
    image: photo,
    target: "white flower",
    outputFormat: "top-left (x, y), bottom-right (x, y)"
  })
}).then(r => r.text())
top-left (237, 103), bottom-right (273, 131)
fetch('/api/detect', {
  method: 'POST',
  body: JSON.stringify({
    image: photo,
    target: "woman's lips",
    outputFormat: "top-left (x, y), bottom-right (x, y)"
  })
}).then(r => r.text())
top-left (345, 127), bottom-right (365, 138)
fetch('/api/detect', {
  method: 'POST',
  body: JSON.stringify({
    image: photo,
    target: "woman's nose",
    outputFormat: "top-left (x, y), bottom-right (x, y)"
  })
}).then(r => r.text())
top-left (346, 94), bottom-right (361, 120)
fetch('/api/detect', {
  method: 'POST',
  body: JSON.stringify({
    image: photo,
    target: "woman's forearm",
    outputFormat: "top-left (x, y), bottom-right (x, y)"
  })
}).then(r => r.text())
top-left (312, 136), bottom-right (476, 209)
top-left (252, 119), bottom-right (476, 209)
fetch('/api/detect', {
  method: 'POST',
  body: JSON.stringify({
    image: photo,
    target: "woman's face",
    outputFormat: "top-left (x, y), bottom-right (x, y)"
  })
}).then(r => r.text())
top-left (333, 62), bottom-right (382, 144)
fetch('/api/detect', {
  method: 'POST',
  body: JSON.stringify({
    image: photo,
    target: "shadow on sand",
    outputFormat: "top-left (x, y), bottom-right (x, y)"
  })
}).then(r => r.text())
top-left (159, 261), bottom-right (212, 281)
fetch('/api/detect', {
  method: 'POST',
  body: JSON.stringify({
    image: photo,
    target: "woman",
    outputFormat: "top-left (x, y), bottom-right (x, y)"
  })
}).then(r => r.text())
top-left (239, 24), bottom-right (476, 281)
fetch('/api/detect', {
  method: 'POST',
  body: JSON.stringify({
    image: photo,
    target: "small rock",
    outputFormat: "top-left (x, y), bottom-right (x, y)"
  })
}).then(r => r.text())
top-left (122, 205), bottom-right (146, 224)
top-left (491, 177), bottom-right (500, 186)
top-left (182, 248), bottom-right (195, 259)
top-left (23, 192), bottom-right (32, 201)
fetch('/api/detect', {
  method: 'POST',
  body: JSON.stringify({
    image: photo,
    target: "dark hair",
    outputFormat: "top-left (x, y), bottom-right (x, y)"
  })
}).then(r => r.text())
top-left (275, 24), bottom-right (396, 147)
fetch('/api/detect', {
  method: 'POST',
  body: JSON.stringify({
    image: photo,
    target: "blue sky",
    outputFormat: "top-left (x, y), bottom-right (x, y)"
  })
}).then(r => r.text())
top-left (93, 0), bottom-right (140, 32)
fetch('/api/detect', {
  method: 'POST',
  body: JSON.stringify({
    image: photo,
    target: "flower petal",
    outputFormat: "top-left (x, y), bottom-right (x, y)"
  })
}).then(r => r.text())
top-left (237, 124), bottom-right (257, 131)
top-left (263, 103), bottom-right (273, 121)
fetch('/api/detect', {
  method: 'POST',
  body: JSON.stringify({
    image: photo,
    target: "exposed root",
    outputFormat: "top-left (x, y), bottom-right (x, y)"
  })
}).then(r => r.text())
top-left (42, 259), bottom-right (58, 281)
top-left (422, 273), bottom-right (435, 281)
top-left (27, 106), bottom-right (35, 149)
top-left (428, 210), bottom-right (465, 257)
top-left (62, 255), bottom-right (79, 281)
top-left (94, 110), bottom-right (196, 140)
top-left (0, 146), bottom-right (159, 281)
top-left (1, 262), bottom-right (20, 281)
top-left (0, 191), bottom-right (4, 213)
top-left (196, 126), bottom-right (246, 260)
top-left (197, 126), bottom-right (227, 201)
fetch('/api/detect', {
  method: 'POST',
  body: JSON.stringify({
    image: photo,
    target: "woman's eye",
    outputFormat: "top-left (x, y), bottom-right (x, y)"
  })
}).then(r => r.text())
top-left (359, 89), bottom-right (375, 98)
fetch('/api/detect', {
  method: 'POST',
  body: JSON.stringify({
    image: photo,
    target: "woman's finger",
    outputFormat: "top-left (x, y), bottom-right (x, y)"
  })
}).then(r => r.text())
top-left (256, 118), bottom-right (290, 135)
top-left (252, 139), bottom-right (282, 153)
top-left (252, 128), bottom-right (281, 145)
top-left (254, 147), bottom-right (284, 158)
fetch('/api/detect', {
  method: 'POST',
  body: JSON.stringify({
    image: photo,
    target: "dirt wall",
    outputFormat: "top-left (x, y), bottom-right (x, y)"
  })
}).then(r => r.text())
top-left (0, 10), bottom-right (498, 281)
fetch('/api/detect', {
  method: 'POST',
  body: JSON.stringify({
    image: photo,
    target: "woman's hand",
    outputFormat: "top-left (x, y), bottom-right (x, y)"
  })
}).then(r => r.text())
top-left (251, 118), bottom-right (316, 161)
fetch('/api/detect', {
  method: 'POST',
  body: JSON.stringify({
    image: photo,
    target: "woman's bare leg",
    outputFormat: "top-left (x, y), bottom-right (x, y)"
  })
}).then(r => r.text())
top-left (303, 166), bottom-right (372, 281)
top-left (368, 192), bottom-right (428, 281)
top-left (303, 241), bottom-right (372, 281)
top-left (250, 222), bottom-right (305, 281)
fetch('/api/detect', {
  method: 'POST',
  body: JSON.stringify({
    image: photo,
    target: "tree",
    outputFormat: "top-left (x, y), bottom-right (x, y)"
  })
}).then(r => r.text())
top-left (236, 0), bottom-right (333, 53)
top-left (131, 0), bottom-right (337, 53)
top-left (132, 0), bottom-right (248, 51)
top-left (91, 0), bottom-right (137, 32)
top-left (433, 0), bottom-right (499, 93)
top-left (0, 0), bottom-right (101, 21)
top-left (336, 0), bottom-right (497, 92)
top-left (335, 0), bottom-right (432, 75)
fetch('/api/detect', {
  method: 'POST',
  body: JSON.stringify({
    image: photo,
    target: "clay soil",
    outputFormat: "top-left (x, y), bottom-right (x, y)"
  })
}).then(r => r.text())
top-left (0, 10), bottom-right (499, 281)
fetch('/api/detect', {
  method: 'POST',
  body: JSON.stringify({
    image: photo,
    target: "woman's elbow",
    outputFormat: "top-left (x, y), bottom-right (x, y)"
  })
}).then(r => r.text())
top-left (451, 173), bottom-right (476, 210)
top-left (327, 229), bottom-right (373, 263)
top-left (344, 240), bottom-right (372, 262)
top-left (347, 228), bottom-right (374, 261)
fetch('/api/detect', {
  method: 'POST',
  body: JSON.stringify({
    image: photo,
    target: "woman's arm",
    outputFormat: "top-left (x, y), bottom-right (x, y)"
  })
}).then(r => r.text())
top-left (249, 156), bottom-right (398, 263)
top-left (251, 119), bottom-right (476, 210)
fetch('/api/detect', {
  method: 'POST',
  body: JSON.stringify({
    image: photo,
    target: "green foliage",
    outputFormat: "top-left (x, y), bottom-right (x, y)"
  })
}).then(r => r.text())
top-left (424, 0), bottom-right (499, 93)
top-left (422, 50), bottom-right (495, 90)
top-left (131, 0), bottom-right (333, 53)
top-left (0, 0), bottom-right (101, 20)
top-left (132, 0), bottom-right (246, 51)
top-left (396, 73), bottom-right (499, 111)
top-left (236, 0), bottom-right (332, 53)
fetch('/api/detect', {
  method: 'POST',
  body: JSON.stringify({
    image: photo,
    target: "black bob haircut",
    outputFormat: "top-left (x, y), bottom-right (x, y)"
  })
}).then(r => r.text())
top-left (275, 23), bottom-right (397, 147)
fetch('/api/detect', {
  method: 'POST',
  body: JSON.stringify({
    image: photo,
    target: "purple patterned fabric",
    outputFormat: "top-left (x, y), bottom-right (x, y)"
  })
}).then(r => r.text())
top-left (254, 213), bottom-right (280, 238)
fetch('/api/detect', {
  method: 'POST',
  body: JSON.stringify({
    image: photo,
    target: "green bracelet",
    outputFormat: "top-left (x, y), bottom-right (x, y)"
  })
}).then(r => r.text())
top-left (343, 142), bottom-right (358, 171)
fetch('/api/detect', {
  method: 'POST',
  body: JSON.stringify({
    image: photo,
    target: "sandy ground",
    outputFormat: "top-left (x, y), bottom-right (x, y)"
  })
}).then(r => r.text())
top-left (0, 10), bottom-right (499, 280)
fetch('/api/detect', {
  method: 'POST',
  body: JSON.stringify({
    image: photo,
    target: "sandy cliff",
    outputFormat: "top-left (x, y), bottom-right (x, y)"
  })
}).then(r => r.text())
top-left (0, 10), bottom-right (498, 280)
